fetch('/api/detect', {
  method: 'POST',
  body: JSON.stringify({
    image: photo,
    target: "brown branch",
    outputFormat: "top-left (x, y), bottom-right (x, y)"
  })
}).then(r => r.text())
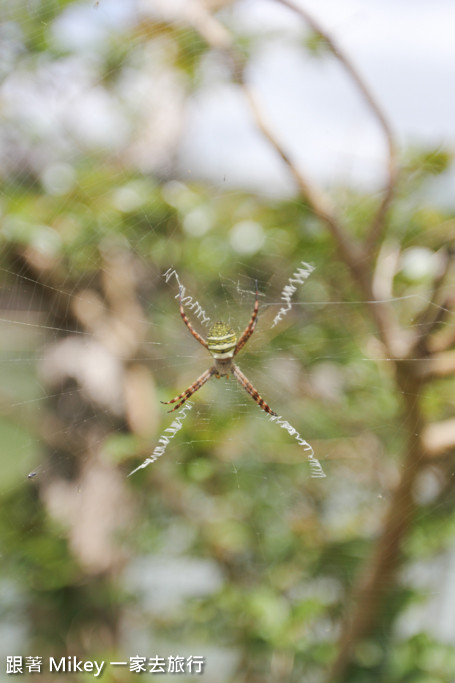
top-left (327, 371), bottom-right (426, 681)
top-left (412, 248), bottom-right (453, 342)
top-left (274, 0), bottom-right (398, 252)
top-left (427, 304), bottom-right (455, 353)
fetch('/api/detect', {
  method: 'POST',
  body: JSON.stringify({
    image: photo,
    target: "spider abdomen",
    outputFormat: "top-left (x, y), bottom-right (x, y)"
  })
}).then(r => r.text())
top-left (207, 321), bottom-right (237, 359)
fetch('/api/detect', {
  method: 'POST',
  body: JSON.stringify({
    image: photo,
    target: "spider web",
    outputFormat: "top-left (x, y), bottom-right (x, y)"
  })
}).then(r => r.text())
top-left (1, 1), bottom-right (455, 680)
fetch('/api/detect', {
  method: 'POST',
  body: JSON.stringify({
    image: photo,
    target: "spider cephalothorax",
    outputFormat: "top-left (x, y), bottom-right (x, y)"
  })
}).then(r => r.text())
top-left (161, 290), bottom-right (276, 415)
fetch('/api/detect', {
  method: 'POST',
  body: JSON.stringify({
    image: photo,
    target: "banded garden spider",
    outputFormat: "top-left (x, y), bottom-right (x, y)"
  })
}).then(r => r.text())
top-left (161, 289), bottom-right (277, 416)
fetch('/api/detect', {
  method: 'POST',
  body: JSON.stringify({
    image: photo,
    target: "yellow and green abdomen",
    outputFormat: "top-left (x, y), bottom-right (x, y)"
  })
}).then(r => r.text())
top-left (207, 321), bottom-right (237, 359)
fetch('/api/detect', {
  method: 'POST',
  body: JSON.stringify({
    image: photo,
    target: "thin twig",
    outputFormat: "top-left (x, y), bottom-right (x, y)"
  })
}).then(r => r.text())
top-left (274, 0), bottom-right (398, 252)
top-left (412, 247), bottom-right (453, 346)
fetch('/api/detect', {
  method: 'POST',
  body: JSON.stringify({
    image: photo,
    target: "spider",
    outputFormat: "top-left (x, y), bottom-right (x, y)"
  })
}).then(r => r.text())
top-left (161, 289), bottom-right (277, 416)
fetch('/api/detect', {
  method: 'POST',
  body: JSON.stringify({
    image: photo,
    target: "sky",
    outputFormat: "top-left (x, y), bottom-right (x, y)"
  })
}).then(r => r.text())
top-left (178, 0), bottom-right (455, 196)
top-left (4, 0), bottom-right (455, 199)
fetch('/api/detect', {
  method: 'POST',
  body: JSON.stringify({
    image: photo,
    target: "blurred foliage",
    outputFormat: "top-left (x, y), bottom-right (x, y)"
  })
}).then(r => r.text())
top-left (1, 2), bottom-right (455, 682)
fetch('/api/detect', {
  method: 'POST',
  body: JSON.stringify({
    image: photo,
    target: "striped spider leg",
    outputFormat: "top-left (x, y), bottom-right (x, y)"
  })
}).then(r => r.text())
top-left (179, 293), bottom-right (208, 350)
top-left (161, 287), bottom-right (276, 415)
top-left (161, 367), bottom-right (216, 412)
top-left (234, 286), bottom-right (259, 355)
top-left (232, 363), bottom-right (276, 415)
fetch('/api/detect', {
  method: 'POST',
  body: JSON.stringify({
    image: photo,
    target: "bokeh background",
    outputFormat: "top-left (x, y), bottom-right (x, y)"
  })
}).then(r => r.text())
top-left (1, 1), bottom-right (455, 681)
